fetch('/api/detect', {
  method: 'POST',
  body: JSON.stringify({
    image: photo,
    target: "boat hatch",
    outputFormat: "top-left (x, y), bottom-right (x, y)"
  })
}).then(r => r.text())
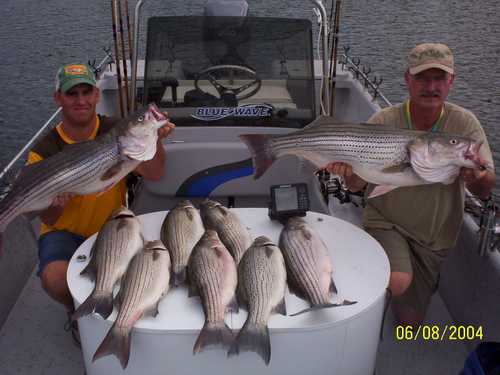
top-left (143, 16), bottom-right (316, 128)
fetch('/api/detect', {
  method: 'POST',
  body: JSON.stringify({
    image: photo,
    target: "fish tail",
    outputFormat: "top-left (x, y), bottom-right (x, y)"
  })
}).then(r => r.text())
top-left (239, 134), bottom-right (275, 179)
top-left (72, 290), bottom-right (114, 320)
top-left (227, 321), bottom-right (271, 365)
top-left (290, 300), bottom-right (357, 316)
top-left (193, 321), bottom-right (233, 354)
top-left (92, 324), bottom-right (131, 369)
top-left (171, 269), bottom-right (187, 286)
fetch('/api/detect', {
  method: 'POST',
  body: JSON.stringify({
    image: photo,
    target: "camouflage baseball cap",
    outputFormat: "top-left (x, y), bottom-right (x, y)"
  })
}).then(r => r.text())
top-left (55, 63), bottom-right (97, 93)
top-left (407, 43), bottom-right (454, 75)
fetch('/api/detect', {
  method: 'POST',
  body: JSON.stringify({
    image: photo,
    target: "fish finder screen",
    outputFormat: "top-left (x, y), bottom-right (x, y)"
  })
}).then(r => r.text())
top-left (275, 187), bottom-right (298, 211)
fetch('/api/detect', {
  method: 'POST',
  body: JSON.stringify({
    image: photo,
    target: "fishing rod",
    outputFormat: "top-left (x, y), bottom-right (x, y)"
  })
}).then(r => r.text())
top-left (311, 0), bottom-right (330, 116)
top-left (329, 0), bottom-right (342, 117)
top-left (117, 0), bottom-right (130, 115)
top-left (131, 0), bottom-right (145, 113)
top-left (124, 0), bottom-right (134, 110)
top-left (111, 0), bottom-right (125, 118)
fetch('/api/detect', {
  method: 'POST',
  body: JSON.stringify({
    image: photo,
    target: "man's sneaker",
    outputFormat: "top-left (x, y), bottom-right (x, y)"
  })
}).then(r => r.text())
top-left (64, 311), bottom-right (81, 348)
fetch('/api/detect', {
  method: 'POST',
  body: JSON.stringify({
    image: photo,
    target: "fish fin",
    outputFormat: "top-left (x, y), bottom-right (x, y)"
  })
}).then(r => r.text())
top-left (114, 288), bottom-right (124, 310)
top-left (72, 290), bottom-right (114, 320)
top-left (381, 163), bottom-right (411, 173)
top-left (300, 227), bottom-right (313, 241)
top-left (185, 206), bottom-right (195, 221)
top-left (116, 220), bottom-right (130, 232)
top-left (300, 115), bottom-right (333, 131)
top-left (287, 278), bottom-right (308, 301)
top-left (101, 161), bottom-right (126, 181)
top-left (188, 282), bottom-right (199, 297)
top-left (150, 302), bottom-right (160, 318)
top-left (227, 322), bottom-right (271, 365)
top-left (172, 269), bottom-right (187, 286)
top-left (92, 324), bottom-right (131, 369)
top-left (227, 295), bottom-right (239, 313)
top-left (273, 297), bottom-right (287, 316)
top-left (215, 205), bottom-right (229, 217)
top-left (329, 278), bottom-right (338, 295)
top-left (368, 185), bottom-right (398, 199)
top-left (290, 300), bottom-right (357, 316)
top-left (79, 258), bottom-right (97, 280)
top-left (193, 321), bottom-right (233, 354)
top-left (238, 134), bottom-right (275, 179)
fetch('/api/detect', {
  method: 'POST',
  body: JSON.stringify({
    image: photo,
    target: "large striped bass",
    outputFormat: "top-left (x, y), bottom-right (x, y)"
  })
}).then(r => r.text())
top-left (72, 206), bottom-right (143, 320)
top-left (228, 236), bottom-right (287, 365)
top-left (239, 116), bottom-right (486, 198)
top-left (161, 199), bottom-right (204, 286)
top-left (0, 103), bottom-right (168, 253)
top-left (279, 217), bottom-right (356, 316)
top-left (200, 199), bottom-right (252, 264)
top-left (92, 240), bottom-right (171, 369)
top-left (187, 230), bottom-right (238, 354)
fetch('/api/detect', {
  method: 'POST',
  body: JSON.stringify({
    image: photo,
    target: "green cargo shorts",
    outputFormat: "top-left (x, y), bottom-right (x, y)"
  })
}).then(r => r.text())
top-left (366, 227), bottom-right (449, 315)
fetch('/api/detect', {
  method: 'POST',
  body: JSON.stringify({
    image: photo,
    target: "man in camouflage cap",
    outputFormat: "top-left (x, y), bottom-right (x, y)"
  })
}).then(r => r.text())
top-left (326, 43), bottom-right (495, 325)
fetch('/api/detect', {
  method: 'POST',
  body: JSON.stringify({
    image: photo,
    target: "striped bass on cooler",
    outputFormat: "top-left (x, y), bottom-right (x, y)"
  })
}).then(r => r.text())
top-left (187, 230), bottom-right (238, 354)
top-left (200, 199), bottom-right (252, 264)
top-left (239, 115), bottom-right (487, 198)
top-left (72, 206), bottom-right (143, 320)
top-left (0, 103), bottom-right (168, 254)
top-left (161, 199), bottom-right (204, 286)
top-left (279, 216), bottom-right (356, 316)
top-left (228, 236), bottom-right (287, 365)
top-left (92, 240), bottom-right (171, 369)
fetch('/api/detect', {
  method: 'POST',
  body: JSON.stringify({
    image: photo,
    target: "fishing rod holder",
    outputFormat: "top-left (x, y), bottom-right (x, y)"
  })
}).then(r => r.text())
top-left (340, 45), bottom-right (391, 107)
top-left (476, 196), bottom-right (500, 256)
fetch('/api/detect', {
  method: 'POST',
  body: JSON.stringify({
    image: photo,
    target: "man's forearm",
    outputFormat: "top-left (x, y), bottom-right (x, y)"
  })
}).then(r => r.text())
top-left (39, 205), bottom-right (65, 226)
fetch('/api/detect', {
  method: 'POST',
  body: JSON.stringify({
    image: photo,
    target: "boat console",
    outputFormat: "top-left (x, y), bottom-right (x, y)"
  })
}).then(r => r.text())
top-left (142, 16), bottom-right (316, 128)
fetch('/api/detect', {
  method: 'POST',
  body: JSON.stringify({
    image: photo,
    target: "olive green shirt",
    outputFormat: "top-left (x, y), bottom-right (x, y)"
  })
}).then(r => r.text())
top-left (363, 101), bottom-right (494, 250)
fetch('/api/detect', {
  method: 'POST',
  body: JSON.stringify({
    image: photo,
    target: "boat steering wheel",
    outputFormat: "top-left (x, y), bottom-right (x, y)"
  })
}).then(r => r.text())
top-left (194, 64), bottom-right (262, 101)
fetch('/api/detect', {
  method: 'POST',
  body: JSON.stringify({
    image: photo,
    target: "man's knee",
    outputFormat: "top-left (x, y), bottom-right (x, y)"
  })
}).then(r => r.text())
top-left (41, 260), bottom-right (70, 295)
top-left (389, 271), bottom-right (412, 297)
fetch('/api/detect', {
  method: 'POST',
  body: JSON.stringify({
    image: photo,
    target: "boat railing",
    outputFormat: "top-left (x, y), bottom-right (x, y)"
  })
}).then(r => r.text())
top-left (340, 45), bottom-right (392, 107)
top-left (465, 192), bottom-right (500, 255)
top-left (0, 53), bottom-right (113, 185)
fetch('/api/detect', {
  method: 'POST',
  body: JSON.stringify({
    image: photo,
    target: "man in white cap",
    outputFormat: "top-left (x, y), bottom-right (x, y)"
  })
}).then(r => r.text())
top-left (326, 43), bottom-right (495, 325)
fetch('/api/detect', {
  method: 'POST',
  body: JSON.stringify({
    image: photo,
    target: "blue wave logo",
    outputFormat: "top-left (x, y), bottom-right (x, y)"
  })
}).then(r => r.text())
top-left (191, 104), bottom-right (273, 121)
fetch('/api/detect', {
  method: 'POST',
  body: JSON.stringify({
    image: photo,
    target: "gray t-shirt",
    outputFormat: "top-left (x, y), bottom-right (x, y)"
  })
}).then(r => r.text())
top-left (363, 101), bottom-right (494, 250)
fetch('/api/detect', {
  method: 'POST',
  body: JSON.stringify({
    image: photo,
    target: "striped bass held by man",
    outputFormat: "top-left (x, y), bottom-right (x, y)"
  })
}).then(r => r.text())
top-left (0, 103), bottom-right (168, 254)
top-left (239, 116), bottom-right (488, 198)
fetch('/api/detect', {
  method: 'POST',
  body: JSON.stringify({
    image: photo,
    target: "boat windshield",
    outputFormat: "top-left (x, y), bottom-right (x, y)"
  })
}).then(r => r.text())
top-left (143, 16), bottom-right (315, 128)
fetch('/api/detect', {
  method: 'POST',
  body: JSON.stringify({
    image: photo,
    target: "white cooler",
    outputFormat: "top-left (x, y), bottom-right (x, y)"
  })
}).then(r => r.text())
top-left (68, 208), bottom-right (390, 375)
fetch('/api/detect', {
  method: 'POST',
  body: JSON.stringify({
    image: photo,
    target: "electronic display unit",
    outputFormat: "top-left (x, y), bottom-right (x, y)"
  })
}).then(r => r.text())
top-left (269, 183), bottom-right (309, 221)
